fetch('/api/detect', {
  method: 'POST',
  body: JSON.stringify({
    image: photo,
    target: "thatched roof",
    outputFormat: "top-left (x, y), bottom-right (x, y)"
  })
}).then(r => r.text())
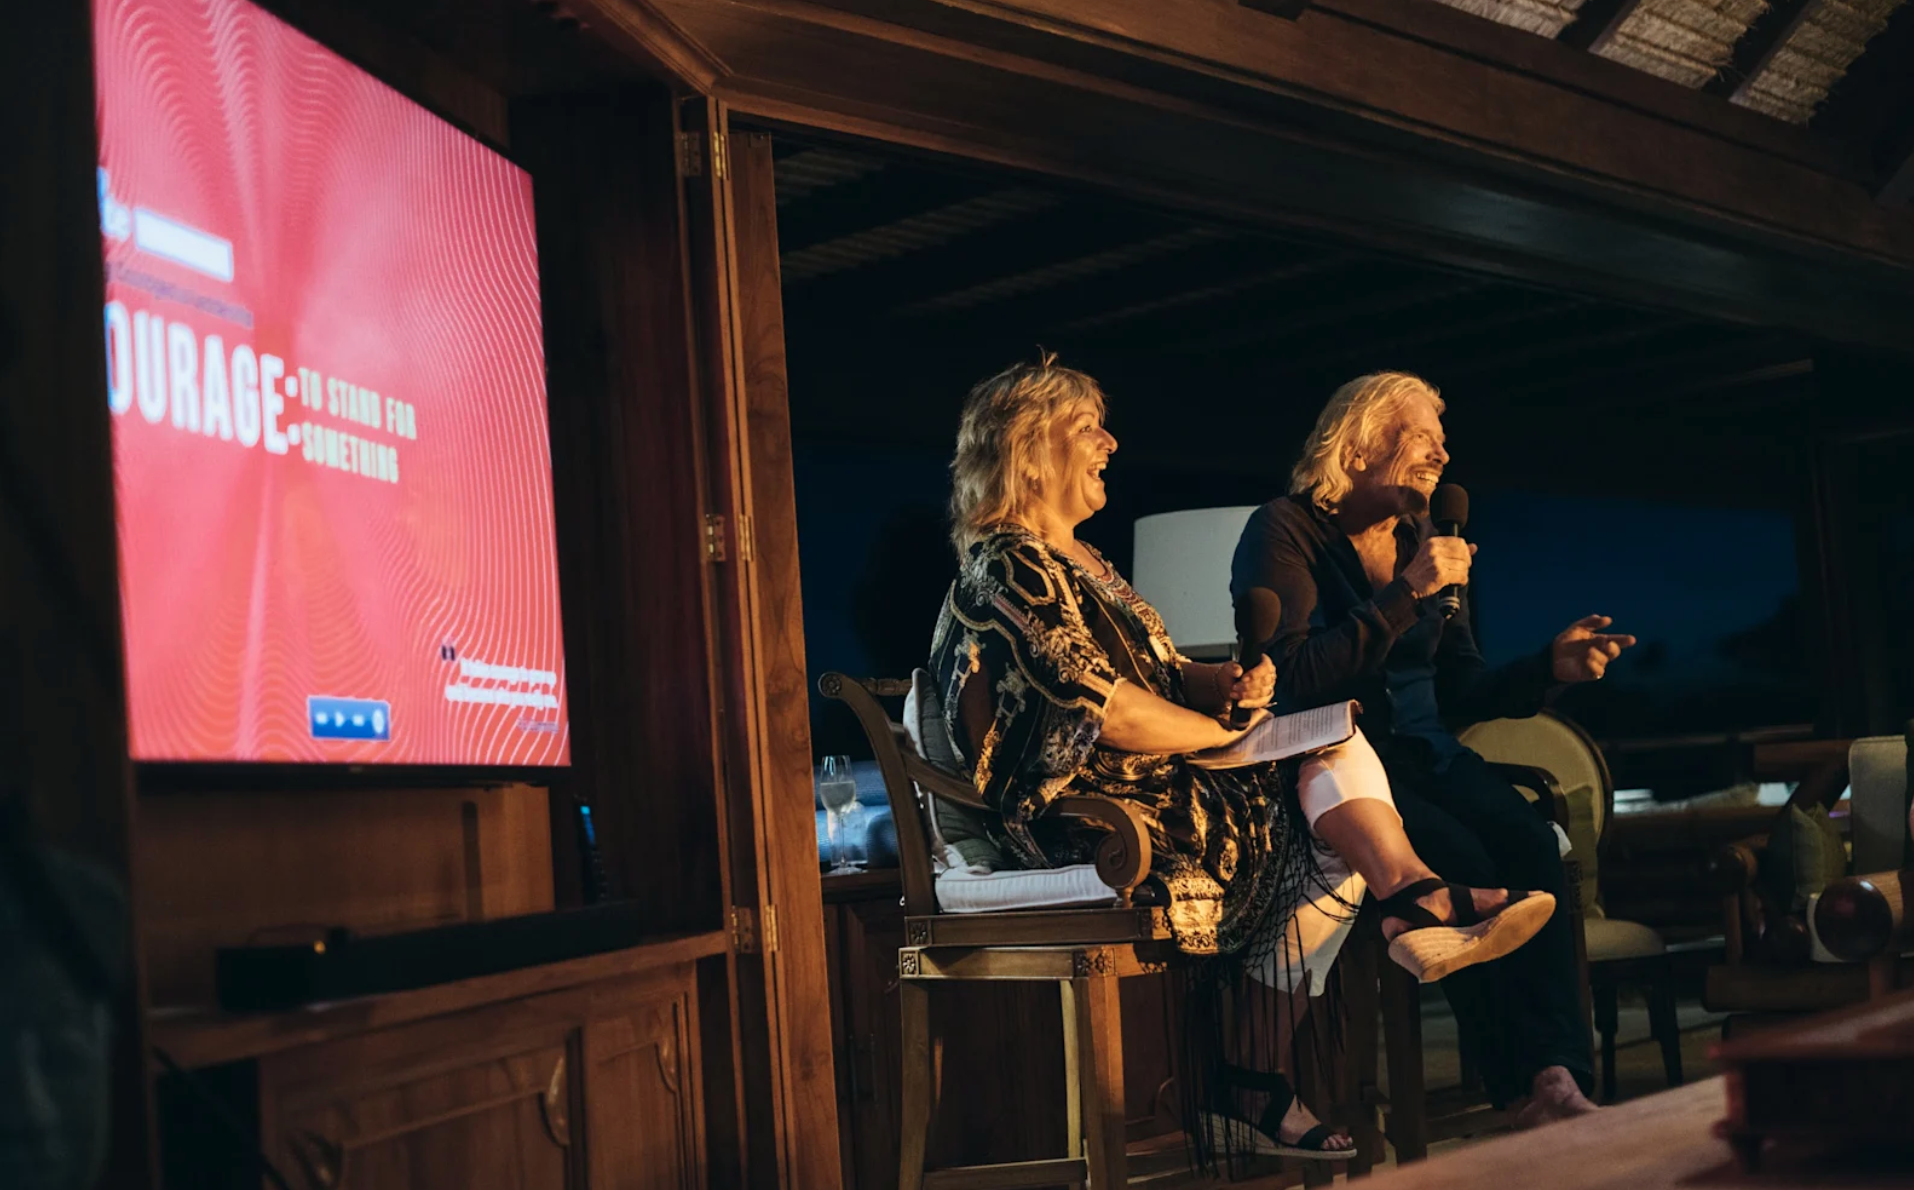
top-left (1423, 0), bottom-right (1910, 124)
top-left (1597, 0), bottom-right (1771, 89)
top-left (1430, 0), bottom-right (1583, 37)
top-left (1732, 0), bottom-right (1905, 122)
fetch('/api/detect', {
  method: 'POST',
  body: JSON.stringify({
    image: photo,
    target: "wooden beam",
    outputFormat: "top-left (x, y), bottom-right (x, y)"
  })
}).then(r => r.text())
top-left (1878, 130), bottom-right (1914, 209)
top-left (1558, 0), bottom-right (1641, 53)
top-left (1702, 0), bottom-right (1824, 101)
top-left (666, 0), bottom-right (1914, 346)
top-left (1242, 0), bottom-right (1312, 21)
top-left (781, 199), bottom-right (1190, 317)
top-left (774, 162), bottom-right (1003, 253)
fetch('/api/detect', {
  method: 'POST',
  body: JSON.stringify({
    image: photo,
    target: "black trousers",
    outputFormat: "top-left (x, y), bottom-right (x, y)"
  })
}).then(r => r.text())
top-left (1381, 743), bottom-right (1593, 1107)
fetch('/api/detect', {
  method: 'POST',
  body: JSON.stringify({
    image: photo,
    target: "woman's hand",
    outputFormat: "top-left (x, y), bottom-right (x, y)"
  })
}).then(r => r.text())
top-left (1224, 655), bottom-right (1275, 710)
top-left (1400, 536), bottom-right (1476, 599)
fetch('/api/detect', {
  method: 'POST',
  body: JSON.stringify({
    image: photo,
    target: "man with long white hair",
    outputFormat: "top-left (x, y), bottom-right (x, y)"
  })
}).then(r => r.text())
top-left (1230, 371), bottom-right (1635, 1128)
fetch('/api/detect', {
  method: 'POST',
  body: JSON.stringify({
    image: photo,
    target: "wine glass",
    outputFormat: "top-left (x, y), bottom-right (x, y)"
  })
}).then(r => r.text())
top-left (816, 755), bottom-right (863, 874)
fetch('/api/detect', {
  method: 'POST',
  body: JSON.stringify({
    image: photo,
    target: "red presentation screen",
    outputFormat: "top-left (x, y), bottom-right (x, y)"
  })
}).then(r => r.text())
top-left (94, 0), bottom-right (571, 765)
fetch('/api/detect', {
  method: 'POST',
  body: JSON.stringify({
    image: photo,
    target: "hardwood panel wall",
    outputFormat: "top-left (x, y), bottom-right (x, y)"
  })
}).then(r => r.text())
top-left (139, 785), bottom-right (554, 1006)
top-left (514, 87), bottom-right (728, 933)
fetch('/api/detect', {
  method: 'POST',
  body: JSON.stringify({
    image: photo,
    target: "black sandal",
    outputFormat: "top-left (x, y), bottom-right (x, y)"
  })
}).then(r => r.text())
top-left (1198, 1064), bottom-right (1355, 1160)
top-left (1376, 877), bottom-right (1555, 984)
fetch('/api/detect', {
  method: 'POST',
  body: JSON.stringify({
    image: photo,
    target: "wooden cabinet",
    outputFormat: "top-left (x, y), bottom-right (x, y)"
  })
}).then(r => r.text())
top-left (264, 1022), bottom-right (574, 1190)
top-left (583, 978), bottom-right (705, 1189)
top-left (157, 944), bottom-right (718, 1190)
top-left (824, 880), bottom-right (907, 1190)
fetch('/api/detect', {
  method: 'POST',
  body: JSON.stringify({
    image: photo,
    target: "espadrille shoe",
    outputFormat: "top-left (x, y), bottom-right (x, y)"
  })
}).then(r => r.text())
top-left (1198, 1065), bottom-right (1355, 1161)
top-left (1378, 877), bottom-right (1555, 984)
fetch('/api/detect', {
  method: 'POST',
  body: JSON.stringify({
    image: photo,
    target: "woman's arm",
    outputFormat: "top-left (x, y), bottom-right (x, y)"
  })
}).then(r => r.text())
top-left (1101, 678), bottom-right (1255, 754)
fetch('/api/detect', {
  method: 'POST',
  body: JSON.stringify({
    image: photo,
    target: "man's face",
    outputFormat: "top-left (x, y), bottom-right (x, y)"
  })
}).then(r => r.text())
top-left (1357, 396), bottom-right (1448, 512)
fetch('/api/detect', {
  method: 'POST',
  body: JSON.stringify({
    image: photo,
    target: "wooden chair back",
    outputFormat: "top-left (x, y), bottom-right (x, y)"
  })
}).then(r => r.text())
top-left (817, 672), bottom-right (1157, 926)
top-left (1461, 710), bottom-right (1614, 845)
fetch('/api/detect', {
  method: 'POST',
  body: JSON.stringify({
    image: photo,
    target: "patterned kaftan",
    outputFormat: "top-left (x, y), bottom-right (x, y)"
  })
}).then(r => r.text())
top-left (928, 526), bottom-right (1320, 957)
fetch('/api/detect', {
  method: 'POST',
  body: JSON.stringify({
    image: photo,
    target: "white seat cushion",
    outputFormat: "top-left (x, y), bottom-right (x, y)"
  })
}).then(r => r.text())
top-left (1584, 917), bottom-right (1666, 962)
top-left (934, 864), bottom-right (1120, 914)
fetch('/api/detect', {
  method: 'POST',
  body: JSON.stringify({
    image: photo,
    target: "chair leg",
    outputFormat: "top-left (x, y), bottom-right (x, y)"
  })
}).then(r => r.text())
top-left (1591, 973), bottom-right (1619, 1105)
top-left (1060, 980), bottom-right (1084, 1161)
top-left (899, 979), bottom-right (932, 1190)
top-left (1070, 973), bottom-right (1127, 1189)
top-left (1647, 960), bottom-right (1683, 1089)
top-left (1379, 954), bottom-right (1427, 1164)
top-left (1295, 1018), bottom-right (1335, 1189)
top-left (1339, 913), bottom-right (1384, 1178)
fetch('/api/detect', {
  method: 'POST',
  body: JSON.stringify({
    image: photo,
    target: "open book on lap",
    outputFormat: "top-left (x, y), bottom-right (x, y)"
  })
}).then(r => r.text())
top-left (1188, 701), bottom-right (1361, 769)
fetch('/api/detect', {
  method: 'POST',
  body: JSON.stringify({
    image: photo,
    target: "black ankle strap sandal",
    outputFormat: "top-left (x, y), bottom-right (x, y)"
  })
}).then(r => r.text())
top-left (1376, 876), bottom-right (1482, 930)
top-left (1376, 879), bottom-right (1555, 984)
top-left (1201, 1064), bottom-right (1353, 1159)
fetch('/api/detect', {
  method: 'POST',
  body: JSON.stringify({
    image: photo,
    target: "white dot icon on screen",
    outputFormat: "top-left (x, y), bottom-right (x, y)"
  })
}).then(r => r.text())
top-left (315, 711), bottom-right (329, 725)
top-left (372, 709), bottom-right (386, 733)
top-left (285, 375), bottom-right (299, 397)
top-left (288, 423), bottom-right (301, 445)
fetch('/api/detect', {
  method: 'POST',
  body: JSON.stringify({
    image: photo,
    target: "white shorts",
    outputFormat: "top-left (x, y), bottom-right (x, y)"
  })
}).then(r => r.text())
top-left (1251, 729), bottom-right (1400, 995)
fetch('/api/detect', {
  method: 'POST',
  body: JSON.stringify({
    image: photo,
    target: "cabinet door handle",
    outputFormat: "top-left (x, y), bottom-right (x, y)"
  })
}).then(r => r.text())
top-left (290, 1130), bottom-right (346, 1190)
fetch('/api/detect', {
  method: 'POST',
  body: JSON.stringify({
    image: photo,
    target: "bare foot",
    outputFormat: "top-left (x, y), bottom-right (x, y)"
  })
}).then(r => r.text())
top-left (1509, 1066), bottom-right (1598, 1130)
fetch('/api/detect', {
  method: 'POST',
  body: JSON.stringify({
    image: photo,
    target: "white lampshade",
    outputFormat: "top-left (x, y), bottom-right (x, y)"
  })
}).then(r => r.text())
top-left (1131, 507), bottom-right (1258, 659)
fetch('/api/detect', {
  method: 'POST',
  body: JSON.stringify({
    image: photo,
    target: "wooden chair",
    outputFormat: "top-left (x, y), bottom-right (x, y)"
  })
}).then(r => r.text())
top-left (1461, 711), bottom-right (1676, 1103)
top-left (1356, 752), bottom-right (1594, 1157)
top-left (820, 671), bottom-right (1170, 1190)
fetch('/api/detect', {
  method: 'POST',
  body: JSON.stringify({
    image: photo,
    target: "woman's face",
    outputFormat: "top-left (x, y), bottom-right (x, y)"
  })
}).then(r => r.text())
top-left (1035, 398), bottom-right (1118, 528)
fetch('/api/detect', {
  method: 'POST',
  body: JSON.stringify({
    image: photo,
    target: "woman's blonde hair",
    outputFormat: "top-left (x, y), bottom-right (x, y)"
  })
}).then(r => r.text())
top-left (949, 352), bottom-right (1107, 555)
top-left (1289, 371), bottom-right (1445, 512)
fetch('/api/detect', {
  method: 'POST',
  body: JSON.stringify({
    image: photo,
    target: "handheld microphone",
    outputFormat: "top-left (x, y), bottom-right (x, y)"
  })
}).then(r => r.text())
top-left (1230, 587), bottom-right (1283, 727)
top-left (1430, 483), bottom-right (1469, 621)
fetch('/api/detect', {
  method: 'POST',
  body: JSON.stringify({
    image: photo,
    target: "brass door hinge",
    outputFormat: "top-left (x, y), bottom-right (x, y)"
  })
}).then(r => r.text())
top-left (677, 130), bottom-right (728, 179)
top-left (730, 904), bottom-right (777, 954)
top-left (703, 512), bottom-right (751, 563)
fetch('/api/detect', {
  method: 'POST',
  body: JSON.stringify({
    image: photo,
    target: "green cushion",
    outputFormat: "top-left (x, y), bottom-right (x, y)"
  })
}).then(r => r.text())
top-left (1763, 803), bottom-right (1848, 913)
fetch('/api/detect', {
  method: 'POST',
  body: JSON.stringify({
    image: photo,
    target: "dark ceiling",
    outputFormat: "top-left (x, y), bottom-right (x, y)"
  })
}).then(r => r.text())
top-left (771, 135), bottom-right (1865, 512)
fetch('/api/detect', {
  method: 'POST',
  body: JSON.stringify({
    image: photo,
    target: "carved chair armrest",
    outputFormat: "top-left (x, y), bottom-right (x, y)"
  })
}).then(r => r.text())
top-left (1706, 840), bottom-right (1769, 966)
top-left (899, 747), bottom-right (1152, 900)
top-left (1707, 841), bottom-right (1764, 897)
top-left (1049, 795), bottom-right (1154, 899)
top-left (1815, 868), bottom-right (1910, 964)
top-left (1483, 761), bottom-right (1571, 830)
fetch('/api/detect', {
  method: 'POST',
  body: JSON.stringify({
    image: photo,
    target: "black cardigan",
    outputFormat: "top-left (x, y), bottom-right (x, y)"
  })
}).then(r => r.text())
top-left (1228, 493), bottom-right (1555, 751)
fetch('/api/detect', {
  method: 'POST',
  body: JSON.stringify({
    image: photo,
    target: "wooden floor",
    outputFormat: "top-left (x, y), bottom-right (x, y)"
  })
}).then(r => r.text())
top-left (1126, 992), bottom-right (1732, 1187)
